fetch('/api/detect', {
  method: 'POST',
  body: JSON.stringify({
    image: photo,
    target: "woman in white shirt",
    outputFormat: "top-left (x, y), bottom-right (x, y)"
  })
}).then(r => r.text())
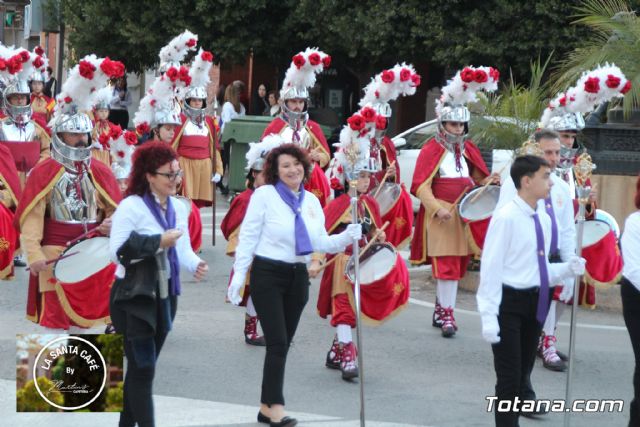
top-left (228, 144), bottom-right (361, 427)
top-left (621, 175), bottom-right (640, 427)
top-left (109, 142), bottom-right (208, 427)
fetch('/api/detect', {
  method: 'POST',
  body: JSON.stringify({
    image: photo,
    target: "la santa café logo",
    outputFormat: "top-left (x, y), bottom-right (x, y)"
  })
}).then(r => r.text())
top-left (33, 336), bottom-right (107, 410)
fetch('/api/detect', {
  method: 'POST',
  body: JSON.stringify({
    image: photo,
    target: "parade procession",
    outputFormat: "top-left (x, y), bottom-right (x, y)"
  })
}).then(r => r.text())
top-left (2, 1), bottom-right (640, 426)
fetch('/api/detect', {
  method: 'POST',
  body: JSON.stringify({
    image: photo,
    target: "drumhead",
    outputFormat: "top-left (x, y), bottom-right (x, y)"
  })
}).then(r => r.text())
top-left (372, 182), bottom-right (401, 216)
top-left (54, 237), bottom-right (112, 284)
top-left (595, 209), bottom-right (620, 239)
top-left (346, 243), bottom-right (397, 285)
top-left (458, 185), bottom-right (500, 221)
top-left (581, 220), bottom-right (611, 248)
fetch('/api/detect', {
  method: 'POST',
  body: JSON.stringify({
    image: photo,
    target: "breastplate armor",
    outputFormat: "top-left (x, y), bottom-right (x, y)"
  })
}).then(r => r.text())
top-left (438, 150), bottom-right (470, 178)
top-left (48, 170), bottom-right (98, 223)
top-left (0, 120), bottom-right (36, 141)
top-left (183, 119), bottom-right (209, 136)
top-left (280, 126), bottom-right (311, 150)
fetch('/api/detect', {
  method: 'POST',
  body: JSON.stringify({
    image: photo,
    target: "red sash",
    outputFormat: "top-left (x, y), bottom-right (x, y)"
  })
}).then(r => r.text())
top-left (431, 177), bottom-right (474, 203)
top-left (42, 219), bottom-right (99, 246)
top-left (177, 134), bottom-right (211, 159)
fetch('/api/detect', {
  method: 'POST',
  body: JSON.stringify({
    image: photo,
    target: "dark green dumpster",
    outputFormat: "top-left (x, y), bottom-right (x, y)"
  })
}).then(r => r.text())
top-left (221, 115), bottom-right (333, 193)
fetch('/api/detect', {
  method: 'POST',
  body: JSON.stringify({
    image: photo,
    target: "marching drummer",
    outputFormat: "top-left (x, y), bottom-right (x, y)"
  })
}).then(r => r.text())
top-left (357, 64), bottom-right (421, 248)
top-left (16, 56), bottom-right (124, 331)
top-left (320, 116), bottom-right (410, 379)
top-left (410, 66), bottom-right (499, 337)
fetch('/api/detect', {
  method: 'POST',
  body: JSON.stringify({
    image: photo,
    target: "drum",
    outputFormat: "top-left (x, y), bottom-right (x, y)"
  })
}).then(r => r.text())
top-left (595, 209), bottom-right (620, 239)
top-left (54, 237), bottom-right (113, 283)
top-left (458, 185), bottom-right (500, 252)
top-left (345, 242), bottom-right (397, 285)
top-left (581, 220), bottom-right (611, 248)
top-left (458, 185), bottom-right (501, 222)
top-left (371, 182), bottom-right (401, 217)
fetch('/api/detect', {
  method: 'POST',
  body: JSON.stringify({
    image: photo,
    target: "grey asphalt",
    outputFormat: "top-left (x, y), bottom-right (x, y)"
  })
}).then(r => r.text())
top-left (0, 194), bottom-right (635, 426)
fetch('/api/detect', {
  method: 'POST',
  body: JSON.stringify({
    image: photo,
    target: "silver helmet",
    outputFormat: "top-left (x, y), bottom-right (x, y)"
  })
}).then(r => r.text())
top-left (153, 105), bottom-right (182, 128)
top-left (29, 71), bottom-right (46, 84)
top-left (436, 103), bottom-right (470, 148)
top-left (51, 110), bottom-right (94, 171)
top-left (94, 99), bottom-right (110, 111)
top-left (558, 145), bottom-right (581, 170)
top-left (547, 112), bottom-right (585, 133)
top-left (3, 80), bottom-right (32, 124)
top-left (183, 86), bottom-right (206, 125)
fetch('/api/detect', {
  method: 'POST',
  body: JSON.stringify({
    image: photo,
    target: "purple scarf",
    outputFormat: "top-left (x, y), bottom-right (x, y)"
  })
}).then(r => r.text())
top-left (274, 180), bottom-right (313, 256)
top-left (142, 192), bottom-right (181, 296)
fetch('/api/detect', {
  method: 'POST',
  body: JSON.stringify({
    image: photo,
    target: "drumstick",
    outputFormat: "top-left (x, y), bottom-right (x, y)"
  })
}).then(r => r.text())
top-left (317, 221), bottom-right (390, 273)
top-left (468, 164), bottom-right (507, 205)
top-left (25, 251), bottom-right (80, 271)
top-left (66, 228), bottom-right (99, 247)
top-left (372, 161), bottom-right (397, 199)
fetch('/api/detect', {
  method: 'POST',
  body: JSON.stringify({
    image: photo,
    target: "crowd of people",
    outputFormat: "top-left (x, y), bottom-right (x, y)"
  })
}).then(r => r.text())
top-left (0, 31), bottom-right (637, 427)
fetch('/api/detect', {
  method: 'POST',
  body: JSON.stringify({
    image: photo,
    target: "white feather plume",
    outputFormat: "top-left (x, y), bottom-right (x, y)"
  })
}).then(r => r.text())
top-left (134, 67), bottom-right (186, 129)
top-left (359, 62), bottom-right (420, 108)
top-left (435, 65), bottom-right (499, 118)
top-left (540, 63), bottom-right (629, 128)
top-left (188, 49), bottom-right (213, 89)
top-left (159, 30), bottom-right (198, 65)
top-left (245, 133), bottom-right (285, 170)
top-left (280, 47), bottom-right (330, 98)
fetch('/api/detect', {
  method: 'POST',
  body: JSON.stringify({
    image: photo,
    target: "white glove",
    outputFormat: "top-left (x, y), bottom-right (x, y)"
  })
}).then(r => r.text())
top-left (567, 256), bottom-right (586, 276)
top-left (481, 315), bottom-right (500, 344)
top-left (558, 281), bottom-right (574, 303)
top-left (345, 223), bottom-right (362, 241)
top-left (212, 173), bottom-right (221, 183)
top-left (227, 274), bottom-right (244, 305)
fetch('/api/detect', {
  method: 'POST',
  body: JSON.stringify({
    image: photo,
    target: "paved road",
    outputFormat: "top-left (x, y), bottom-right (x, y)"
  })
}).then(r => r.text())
top-left (0, 195), bottom-right (635, 426)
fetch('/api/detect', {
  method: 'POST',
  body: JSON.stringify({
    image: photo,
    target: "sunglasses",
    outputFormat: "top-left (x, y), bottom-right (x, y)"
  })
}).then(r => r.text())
top-left (154, 170), bottom-right (183, 182)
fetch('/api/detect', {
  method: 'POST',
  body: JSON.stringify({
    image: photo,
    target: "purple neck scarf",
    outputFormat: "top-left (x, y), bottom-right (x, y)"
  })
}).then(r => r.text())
top-left (274, 180), bottom-right (313, 256)
top-left (142, 192), bottom-right (181, 296)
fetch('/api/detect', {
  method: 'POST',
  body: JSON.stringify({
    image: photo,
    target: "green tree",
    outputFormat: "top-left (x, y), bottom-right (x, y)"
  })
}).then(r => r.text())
top-left (17, 377), bottom-right (63, 412)
top-left (96, 334), bottom-right (124, 368)
top-left (553, 0), bottom-right (640, 115)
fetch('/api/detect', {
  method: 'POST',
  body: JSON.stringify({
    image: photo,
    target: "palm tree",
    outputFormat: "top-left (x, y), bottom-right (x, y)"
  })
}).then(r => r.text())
top-left (553, 0), bottom-right (639, 116)
top-left (474, 56), bottom-right (553, 149)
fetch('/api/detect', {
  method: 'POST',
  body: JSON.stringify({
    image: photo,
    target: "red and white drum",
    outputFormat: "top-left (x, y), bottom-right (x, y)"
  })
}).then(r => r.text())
top-left (458, 185), bottom-right (500, 252)
top-left (54, 237), bottom-right (112, 283)
top-left (344, 242), bottom-right (410, 323)
top-left (580, 218), bottom-right (623, 287)
top-left (372, 182), bottom-right (402, 217)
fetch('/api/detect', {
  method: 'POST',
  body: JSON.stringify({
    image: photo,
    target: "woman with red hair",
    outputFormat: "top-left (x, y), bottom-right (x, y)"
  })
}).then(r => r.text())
top-left (622, 174), bottom-right (640, 427)
top-left (109, 142), bottom-right (208, 427)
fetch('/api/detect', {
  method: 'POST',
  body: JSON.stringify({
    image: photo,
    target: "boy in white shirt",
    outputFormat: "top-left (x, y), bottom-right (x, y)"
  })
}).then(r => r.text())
top-left (477, 155), bottom-right (585, 427)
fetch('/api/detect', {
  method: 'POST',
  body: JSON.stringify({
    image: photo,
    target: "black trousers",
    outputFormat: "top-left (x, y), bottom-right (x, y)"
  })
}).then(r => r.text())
top-left (111, 296), bottom-right (177, 427)
top-left (250, 255), bottom-right (309, 405)
top-left (492, 285), bottom-right (547, 427)
top-left (622, 277), bottom-right (640, 427)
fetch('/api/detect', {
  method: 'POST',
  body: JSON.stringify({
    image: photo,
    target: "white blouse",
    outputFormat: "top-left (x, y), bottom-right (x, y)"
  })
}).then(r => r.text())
top-left (622, 211), bottom-right (640, 291)
top-left (232, 185), bottom-right (351, 284)
top-left (109, 195), bottom-right (201, 279)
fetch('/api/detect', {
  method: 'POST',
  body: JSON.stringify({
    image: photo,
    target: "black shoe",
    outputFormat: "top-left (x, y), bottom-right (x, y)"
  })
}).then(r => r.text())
top-left (13, 257), bottom-right (26, 267)
top-left (105, 324), bottom-right (117, 334)
top-left (270, 416), bottom-right (297, 427)
top-left (556, 349), bottom-right (569, 361)
top-left (257, 411), bottom-right (270, 424)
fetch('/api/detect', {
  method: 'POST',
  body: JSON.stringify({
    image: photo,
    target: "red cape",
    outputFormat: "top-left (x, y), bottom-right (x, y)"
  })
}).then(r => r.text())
top-left (15, 158), bottom-right (121, 231)
top-left (0, 143), bottom-right (22, 206)
top-left (261, 117), bottom-right (330, 155)
top-left (220, 189), bottom-right (253, 240)
top-left (373, 136), bottom-right (401, 184)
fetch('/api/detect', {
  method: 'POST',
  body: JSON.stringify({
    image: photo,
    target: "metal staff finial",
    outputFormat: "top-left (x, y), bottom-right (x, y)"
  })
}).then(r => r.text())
top-left (564, 152), bottom-right (595, 427)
